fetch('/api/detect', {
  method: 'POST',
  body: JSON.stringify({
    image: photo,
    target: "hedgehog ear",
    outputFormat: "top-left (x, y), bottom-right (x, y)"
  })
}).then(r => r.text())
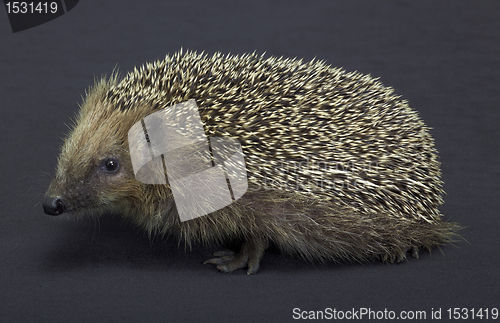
top-left (78, 76), bottom-right (119, 116)
top-left (85, 82), bottom-right (104, 105)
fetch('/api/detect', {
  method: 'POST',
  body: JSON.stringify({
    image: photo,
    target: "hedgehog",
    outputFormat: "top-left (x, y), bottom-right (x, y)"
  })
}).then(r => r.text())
top-left (42, 50), bottom-right (459, 274)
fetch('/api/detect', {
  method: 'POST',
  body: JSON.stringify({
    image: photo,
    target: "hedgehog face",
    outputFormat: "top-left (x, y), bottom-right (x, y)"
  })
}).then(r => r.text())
top-left (43, 100), bottom-right (143, 217)
top-left (43, 140), bottom-right (134, 217)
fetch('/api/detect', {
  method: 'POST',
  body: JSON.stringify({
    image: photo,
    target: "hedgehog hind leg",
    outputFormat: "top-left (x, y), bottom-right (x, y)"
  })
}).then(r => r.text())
top-left (204, 236), bottom-right (268, 274)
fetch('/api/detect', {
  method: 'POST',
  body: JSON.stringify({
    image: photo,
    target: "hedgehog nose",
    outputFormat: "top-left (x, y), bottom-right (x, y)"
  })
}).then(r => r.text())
top-left (43, 196), bottom-right (66, 216)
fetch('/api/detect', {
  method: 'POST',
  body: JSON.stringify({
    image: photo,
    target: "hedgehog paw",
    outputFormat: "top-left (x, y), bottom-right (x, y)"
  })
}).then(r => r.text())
top-left (381, 253), bottom-right (405, 263)
top-left (204, 237), bottom-right (268, 274)
top-left (382, 246), bottom-right (420, 263)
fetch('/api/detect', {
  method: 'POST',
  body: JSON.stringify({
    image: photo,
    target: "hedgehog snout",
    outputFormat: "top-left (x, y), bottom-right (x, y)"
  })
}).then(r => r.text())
top-left (42, 195), bottom-right (66, 216)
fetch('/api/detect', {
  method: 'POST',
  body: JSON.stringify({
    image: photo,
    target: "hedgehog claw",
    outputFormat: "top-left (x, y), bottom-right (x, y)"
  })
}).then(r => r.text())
top-left (409, 247), bottom-right (419, 259)
top-left (204, 238), bottom-right (268, 274)
top-left (396, 253), bottom-right (406, 263)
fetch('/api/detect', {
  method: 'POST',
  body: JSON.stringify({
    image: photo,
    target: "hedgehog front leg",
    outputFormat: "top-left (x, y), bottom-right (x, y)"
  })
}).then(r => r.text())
top-left (204, 236), bottom-right (268, 274)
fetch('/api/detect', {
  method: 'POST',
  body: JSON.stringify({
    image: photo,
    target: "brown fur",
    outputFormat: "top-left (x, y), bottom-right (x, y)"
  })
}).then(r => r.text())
top-left (44, 50), bottom-right (459, 273)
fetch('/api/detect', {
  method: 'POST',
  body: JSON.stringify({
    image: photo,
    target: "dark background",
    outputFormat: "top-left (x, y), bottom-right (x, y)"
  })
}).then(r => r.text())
top-left (1, 1), bottom-right (499, 322)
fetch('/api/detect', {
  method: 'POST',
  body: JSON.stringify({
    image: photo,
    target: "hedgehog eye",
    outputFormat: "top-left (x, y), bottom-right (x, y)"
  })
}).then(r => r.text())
top-left (102, 158), bottom-right (120, 172)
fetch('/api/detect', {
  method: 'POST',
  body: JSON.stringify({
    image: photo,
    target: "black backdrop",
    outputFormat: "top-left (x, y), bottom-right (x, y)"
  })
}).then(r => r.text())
top-left (1, 1), bottom-right (499, 322)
